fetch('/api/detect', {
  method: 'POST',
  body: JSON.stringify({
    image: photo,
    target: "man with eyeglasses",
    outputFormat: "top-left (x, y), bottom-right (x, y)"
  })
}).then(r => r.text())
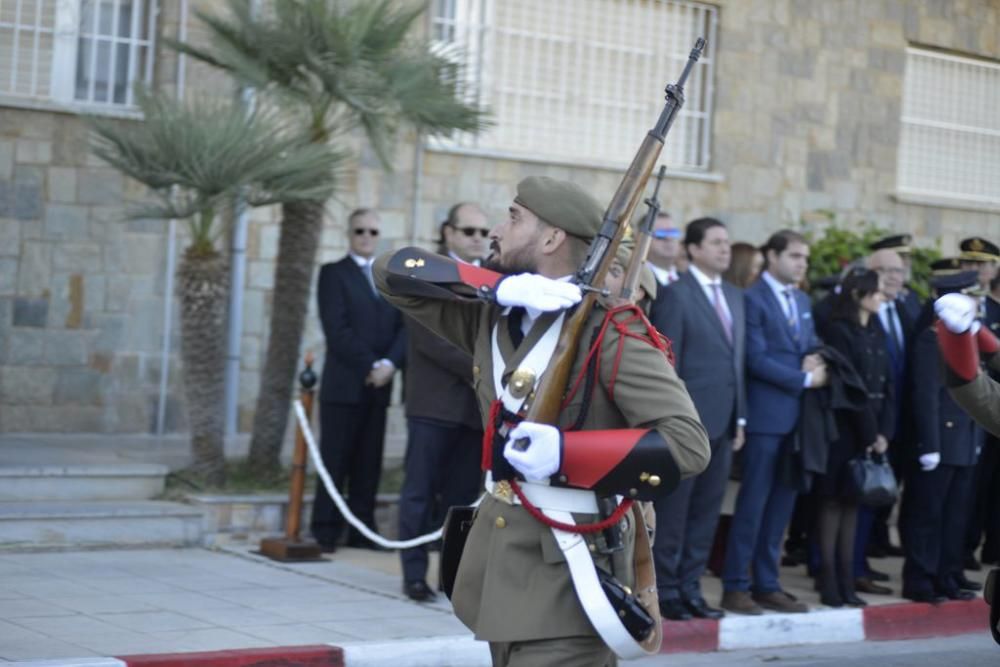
top-left (311, 208), bottom-right (406, 552)
top-left (646, 212), bottom-right (683, 325)
top-left (397, 202), bottom-right (490, 601)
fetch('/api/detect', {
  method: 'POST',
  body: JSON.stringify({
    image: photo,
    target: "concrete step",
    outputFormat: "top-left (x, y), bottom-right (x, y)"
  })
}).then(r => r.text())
top-left (0, 500), bottom-right (203, 550)
top-left (0, 464), bottom-right (169, 501)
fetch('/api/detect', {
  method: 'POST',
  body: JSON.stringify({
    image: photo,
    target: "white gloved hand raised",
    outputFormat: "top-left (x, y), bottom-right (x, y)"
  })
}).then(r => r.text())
top-left (503, 421), bottom-right (562, 482)
top-left (919, 452), bottom-right (941, 472)
top-left (934, 293), bottom-right (978, 334)
top-left (495, 274), bottom-right (582, 312)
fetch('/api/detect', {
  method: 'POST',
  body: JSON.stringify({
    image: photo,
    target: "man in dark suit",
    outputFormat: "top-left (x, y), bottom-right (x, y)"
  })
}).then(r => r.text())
top-left (721, 230), bottom-right (826, 615)
top-left (646, 213), bottom-right (683, 326)
top-left (397, 203), bottom-right (489, 601)
top-left (860, 246), bottom-right (915, 588)
top-left (310, 208), bottom-right (406, 551)
top-left (903, 266), bottom-right (983, 603)
top-left (653, 218), bottom-right (746, 621)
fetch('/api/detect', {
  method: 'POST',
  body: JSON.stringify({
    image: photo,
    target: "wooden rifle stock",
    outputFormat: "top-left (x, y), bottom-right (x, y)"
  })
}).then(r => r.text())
top-left (621, 165), bottom-right (667, 302)
top-left (523, 39), bottom-right (704, 425)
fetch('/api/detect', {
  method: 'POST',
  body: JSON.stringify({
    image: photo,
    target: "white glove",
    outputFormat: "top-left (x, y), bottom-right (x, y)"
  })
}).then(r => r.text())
top-left (503, 421), bottom-right (562, 481)
top-left (495, 274), bottom-right (582, 312)
top-left (934, 294), bottom-right (978, 334)
top-left (919, 452), bottom-right (941, 471)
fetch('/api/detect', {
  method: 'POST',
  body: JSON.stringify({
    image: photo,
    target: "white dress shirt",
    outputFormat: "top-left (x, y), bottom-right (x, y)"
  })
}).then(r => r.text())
top-left (647, 262), bottom-right (678, 287)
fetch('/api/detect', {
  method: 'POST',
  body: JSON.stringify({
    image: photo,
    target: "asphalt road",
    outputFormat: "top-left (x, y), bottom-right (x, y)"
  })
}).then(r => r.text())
top-left (624, 633), bottom-right (998, 666)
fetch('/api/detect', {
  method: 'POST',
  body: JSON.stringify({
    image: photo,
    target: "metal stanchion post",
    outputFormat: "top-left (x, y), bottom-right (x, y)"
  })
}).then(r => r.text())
top-left (260, 352), bottom-right (323, 561)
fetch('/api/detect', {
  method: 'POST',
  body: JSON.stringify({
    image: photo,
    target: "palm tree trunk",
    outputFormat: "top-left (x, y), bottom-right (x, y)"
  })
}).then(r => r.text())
top-left (246, 199), bottom-right (325, 474)
top-left (177, 247), bottom-right (229, 486)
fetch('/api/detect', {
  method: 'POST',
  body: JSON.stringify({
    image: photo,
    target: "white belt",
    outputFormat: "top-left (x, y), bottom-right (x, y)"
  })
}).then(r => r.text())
top-left (547, 509), bottom-right (651, 660)
top-left (484, 473), bottom-right (599, 514)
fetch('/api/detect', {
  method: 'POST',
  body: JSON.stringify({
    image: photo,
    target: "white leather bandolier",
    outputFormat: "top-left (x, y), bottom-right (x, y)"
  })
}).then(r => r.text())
top-left (489, 311), bottom-right (661, 659)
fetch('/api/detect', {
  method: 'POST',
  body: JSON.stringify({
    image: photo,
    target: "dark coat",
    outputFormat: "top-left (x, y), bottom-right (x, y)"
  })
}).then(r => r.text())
top-left (813, 318), bottom-right (896, 497)
top-left (403, 315), bottom-right (481, 429)
top-left (317, 256), bottom-right (406, 405)
top-left (910, 324), bottom-right (982, 468)
top-left (654, 271), bottom-right (746, 440)
top-left (781, 344), bottom-right (871, 492)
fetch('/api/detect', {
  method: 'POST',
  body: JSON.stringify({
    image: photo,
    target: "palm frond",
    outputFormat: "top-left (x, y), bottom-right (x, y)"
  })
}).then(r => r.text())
top-left (89, 89), bottom-right (342, 231)
top-left (172, 0), bottom-right (489, 166)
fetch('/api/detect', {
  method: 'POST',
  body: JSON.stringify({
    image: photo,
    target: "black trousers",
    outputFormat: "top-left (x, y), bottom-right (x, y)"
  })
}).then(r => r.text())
top-left (398, 417), bottom-right (483, 583)
top-left (966, 436), bottom-right (1000, 563)
top-left (654, 434), bottom-right (733, 601)
top-left (902, 462), bottom-right (975, 594)
top-left (310, 398), bottom-right (388, 546)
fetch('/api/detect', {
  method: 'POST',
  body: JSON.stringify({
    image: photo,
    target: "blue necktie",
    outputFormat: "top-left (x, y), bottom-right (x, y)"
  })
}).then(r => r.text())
top-left (784, 289), bottom-right (800, 339)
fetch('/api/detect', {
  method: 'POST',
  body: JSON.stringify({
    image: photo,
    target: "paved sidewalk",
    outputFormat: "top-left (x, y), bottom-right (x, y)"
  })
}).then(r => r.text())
top-left (0, 547), bottom-right (466, 663)
top-left (0, 544), bottom-right (989, 664)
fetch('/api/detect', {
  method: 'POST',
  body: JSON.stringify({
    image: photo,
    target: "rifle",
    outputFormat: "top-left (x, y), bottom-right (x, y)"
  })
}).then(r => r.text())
top-left (520, 38), bottom-right (704, 425)
top-left (619, 165), bottom-right (667, 303)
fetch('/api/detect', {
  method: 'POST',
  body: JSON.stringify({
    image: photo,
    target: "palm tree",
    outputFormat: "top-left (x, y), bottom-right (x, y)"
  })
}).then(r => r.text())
top-left (171, 0), bottom-right (487, 476)
top-left (91, 92), bottom-right (340, 485)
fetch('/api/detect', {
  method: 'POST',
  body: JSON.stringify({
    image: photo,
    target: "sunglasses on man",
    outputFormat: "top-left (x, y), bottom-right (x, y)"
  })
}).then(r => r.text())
top-left (353, 228), bottom-right (380, 237)
top-left (451, 226), bottom-right (490, 238)
top-left (651, 229), bottom-right (681, 240)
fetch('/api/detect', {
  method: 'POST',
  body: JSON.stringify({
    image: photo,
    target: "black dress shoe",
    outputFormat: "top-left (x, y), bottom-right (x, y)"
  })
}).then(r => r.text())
top-left (866, 544), bottom-right (887, 559)
top-left (403, 580), bottom-right (437, 602)
top-left (659, 598), bottom-right (693, 621)
top-left (940, 588), bottom-right (976, 601)
top-left (855, 577), bottom-right (893, 595)
top-left (965, 554), bottom-right (983, 571)
top-left (956, 575), bottom-right (983, 592)
top-left (883, 544), bottom-right (905, 557)
top-left (684, 597), bottom-right (724, 619)
top-left (866, 568), bottom-right (890, 582)
top-left (903, 589), bottom-right (946, 604)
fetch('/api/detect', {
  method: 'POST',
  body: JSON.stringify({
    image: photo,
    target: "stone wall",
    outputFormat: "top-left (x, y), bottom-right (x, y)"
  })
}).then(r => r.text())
top-left (1, 0), bottom-right (999, 436)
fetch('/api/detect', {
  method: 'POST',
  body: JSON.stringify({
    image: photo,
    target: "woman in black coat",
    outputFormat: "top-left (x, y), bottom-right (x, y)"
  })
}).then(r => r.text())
top-left (815, 268), bottom-right (895, 607)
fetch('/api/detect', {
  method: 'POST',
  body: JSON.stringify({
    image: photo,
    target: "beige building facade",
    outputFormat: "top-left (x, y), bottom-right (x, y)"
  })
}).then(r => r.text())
top-left (0, 0), bottom-right (998, 434)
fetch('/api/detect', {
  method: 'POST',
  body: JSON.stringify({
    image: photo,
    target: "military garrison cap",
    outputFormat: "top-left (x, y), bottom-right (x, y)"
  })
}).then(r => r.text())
top-left (958, 237), bottom-right (1000, 263)
top-left (869, 234), bottom-right (912, 253)
top-left (515, 176), bottom-right (604, 241)
top-left (931, 270), bottom-right (985, 296)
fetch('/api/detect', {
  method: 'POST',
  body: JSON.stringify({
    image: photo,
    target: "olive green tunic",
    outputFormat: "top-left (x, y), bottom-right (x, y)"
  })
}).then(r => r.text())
top-left (373, 253), bottom-right (710, 643)
top-left (949, 355), bottom-right (1000, 437)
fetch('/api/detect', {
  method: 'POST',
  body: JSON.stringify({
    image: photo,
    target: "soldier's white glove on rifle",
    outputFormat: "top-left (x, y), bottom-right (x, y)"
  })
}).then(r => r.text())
top-left (935, 293), bottom-right (980, 335)
top-left (504, 421), bottom-right (562, 482)
top-left (919, 452), bottom-right (941, 472)
top-left (496, 274), bottom-right (582, 312)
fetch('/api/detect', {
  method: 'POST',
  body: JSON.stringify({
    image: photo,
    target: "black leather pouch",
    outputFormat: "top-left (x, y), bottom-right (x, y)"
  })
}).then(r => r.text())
top-left (439, 505), bottom-right (476, 600)
top-left (596, 566), bottom-right (655, 641)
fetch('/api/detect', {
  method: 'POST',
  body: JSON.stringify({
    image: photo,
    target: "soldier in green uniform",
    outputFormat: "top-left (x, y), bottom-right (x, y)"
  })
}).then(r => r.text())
top-left (373, 176), bottom-right (710, 666)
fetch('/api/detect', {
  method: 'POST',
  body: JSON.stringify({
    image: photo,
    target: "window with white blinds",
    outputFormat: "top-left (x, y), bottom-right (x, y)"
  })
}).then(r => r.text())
top-left (0, 0), bottom-right (156, 110)
top-left (429, 0), bottom-right (717, 173)
top-left (897, 47), bottom-right (1000, 209)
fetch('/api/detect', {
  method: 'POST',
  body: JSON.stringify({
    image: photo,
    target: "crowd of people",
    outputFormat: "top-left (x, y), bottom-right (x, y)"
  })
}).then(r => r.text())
top-left (307, 198), bottom-right (1000, 625)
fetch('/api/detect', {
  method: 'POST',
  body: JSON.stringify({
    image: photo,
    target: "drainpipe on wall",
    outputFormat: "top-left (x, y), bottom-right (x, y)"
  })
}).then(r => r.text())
top-left (222, 0), bottom-right (260, 438)
top-left (156, 0), bottom-right (187, 437)
top-left (409, 131), bottom-right (425, 247)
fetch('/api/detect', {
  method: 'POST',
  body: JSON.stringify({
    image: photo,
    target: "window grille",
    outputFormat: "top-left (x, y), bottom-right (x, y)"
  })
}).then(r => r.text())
top-left (429, 0), bottom-right (717, 173)
top-left (0, 0), bottom-right (156, 109)
top-left (897, 47), bottom-right (1000, 208)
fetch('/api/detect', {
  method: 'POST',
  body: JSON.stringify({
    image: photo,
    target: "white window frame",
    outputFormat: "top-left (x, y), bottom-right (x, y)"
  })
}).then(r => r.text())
top-left (427, 0), bottom-right (720, 181)
top-left (0, 0), bottom-right (157, 116)
top-left (895, 46), bottom-right (1000, 213)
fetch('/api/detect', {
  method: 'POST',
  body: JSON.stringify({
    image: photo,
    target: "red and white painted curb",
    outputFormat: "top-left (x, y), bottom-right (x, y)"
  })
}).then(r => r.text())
top-left (8, 600), bottom-right (990, 667)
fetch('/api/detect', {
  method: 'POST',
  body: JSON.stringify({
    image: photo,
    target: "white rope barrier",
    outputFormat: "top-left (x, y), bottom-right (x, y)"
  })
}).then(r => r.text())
top-left (295, 399), bottom-right (465, 550)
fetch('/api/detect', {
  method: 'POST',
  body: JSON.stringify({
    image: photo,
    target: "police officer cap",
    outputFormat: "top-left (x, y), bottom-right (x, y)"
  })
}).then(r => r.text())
top-left (958, 237), bottom-right (1000, 263)
top-left (931, 270), bottom-right (984, 296)
top-left (930, 257), bottom-right (963, 276)
top-left (868, 234), bottom-right (912, 253)
top-left (515, 176), bottom-right (604, 241)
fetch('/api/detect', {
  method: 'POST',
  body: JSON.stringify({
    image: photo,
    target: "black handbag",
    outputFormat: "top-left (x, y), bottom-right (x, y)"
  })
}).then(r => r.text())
top-left (846, 453), bottom-right (898, 507)
top-left (439, 505), bottom-right (476, 600)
